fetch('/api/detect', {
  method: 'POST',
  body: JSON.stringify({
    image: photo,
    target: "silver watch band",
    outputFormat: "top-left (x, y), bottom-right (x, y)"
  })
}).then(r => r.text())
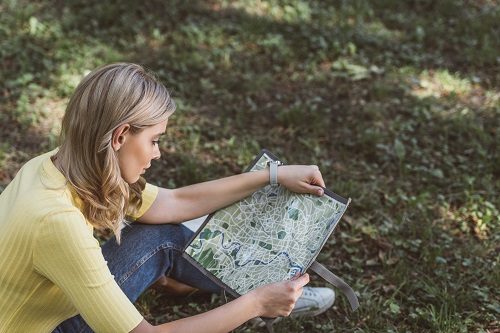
top-left (269, 160), bottom-right (279, 186)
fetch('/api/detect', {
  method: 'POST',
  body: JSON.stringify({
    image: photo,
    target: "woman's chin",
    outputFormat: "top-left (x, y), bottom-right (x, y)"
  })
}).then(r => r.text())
top-left (123, 174), bottom-right (141, 185)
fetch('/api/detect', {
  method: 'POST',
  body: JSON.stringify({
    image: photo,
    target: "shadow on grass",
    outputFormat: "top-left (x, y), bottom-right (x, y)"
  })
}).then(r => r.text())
top-left (1, 0), bottom-right (498, 331)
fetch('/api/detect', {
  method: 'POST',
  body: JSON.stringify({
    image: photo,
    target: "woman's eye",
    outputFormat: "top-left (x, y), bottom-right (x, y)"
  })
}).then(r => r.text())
top-left (152, 140), bottom-right (160, 146)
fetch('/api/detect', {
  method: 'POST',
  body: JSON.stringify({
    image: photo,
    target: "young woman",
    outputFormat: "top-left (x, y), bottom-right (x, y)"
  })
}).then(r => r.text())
top-left (0, 63), bottom-right (334, 333)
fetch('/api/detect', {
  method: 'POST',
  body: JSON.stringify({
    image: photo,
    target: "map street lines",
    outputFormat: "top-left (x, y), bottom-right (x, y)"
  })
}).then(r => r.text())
top-left (185, 153), bottom-right (348, 295)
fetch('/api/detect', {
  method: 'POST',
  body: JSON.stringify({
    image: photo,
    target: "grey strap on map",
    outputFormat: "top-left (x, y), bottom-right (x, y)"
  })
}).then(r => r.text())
top-left (264, 319), bottom-right (275, 333)
top-left (310, 261), bottom-right (359, 311)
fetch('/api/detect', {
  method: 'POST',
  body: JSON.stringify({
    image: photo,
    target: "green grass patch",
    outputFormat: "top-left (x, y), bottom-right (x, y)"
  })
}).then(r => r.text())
top-left (1, 0), bottom-right (498, 331)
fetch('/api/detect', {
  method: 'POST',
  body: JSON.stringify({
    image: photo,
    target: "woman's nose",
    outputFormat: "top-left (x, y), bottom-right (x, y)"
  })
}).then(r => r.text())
top-left (152, 145), bottom-right (161, 160)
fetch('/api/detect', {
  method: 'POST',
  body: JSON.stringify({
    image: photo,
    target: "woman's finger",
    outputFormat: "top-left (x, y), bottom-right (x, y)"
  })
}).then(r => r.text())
top-left (290, 273), bottom-right (310, 289)
top-left (303, 183), bottom-right (324, 196)
top-left (310, 167), bottom-right (326, 188)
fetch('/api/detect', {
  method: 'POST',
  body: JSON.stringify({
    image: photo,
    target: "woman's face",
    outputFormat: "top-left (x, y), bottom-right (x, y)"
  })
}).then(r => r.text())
top-left (116, 120), bottom-right (168, 184)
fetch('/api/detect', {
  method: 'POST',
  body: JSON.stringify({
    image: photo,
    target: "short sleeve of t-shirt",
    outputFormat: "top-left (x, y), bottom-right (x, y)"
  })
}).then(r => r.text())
top-left (128, 183), bottom-right (159, 220)
top-left (33, 211), bottom-right (144, 333)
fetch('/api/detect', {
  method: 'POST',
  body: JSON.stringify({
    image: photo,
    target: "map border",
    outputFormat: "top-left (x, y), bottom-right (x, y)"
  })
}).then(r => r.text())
top-left (182, 149), bottom-right (351, 299)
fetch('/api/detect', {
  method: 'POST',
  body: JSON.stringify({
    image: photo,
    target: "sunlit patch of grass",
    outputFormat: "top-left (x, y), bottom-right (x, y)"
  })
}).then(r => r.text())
top-left (361, 20), bottom-right (404, 42)
top-left (438, 194), bottom-right (499, 241)
top-left (409, 69), bottom-right (473, 99)
top-left (400, 67), bottom-right (499, 115)
top-left (482, 90), bottom-right (500, 109)
top-left (222, 0), bottom-right (312, 23)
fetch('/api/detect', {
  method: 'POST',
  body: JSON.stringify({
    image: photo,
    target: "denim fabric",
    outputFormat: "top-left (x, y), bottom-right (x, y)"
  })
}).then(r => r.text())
top-left (52, 223), bottom-right (221, 333)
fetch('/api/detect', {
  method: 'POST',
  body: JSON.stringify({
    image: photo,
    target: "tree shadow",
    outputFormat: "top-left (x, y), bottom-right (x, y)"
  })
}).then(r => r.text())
top-left (1, 0), bottom-right (498, 330)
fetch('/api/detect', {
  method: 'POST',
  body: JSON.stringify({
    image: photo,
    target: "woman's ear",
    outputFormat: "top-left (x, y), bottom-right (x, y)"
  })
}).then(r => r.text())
top-left (112, 124), bottom-right (131, 152)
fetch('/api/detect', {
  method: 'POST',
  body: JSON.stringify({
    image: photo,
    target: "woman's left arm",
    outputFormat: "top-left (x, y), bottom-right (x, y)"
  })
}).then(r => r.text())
top-left (138, 165), bottom-right (326, 224)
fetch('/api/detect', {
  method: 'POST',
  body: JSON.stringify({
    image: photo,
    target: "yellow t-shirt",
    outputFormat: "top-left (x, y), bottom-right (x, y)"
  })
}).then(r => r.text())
top-left (0, 150), bottom-right (159, 333)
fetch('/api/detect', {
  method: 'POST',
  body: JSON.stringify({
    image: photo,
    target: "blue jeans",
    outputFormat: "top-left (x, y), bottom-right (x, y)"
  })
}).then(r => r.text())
top-left (52, 223), bottom-right (221, 333)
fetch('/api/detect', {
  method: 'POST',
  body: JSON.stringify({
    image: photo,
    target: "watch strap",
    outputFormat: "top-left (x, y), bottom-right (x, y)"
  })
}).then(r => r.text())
top-left (269, 161), bottom-right (279, 186)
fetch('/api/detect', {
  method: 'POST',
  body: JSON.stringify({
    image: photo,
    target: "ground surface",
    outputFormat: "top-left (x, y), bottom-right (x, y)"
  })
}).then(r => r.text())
top-left (1, 1), bottom-right (498, 332)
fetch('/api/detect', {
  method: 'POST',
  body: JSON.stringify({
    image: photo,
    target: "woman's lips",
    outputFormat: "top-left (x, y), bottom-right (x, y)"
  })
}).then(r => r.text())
top-left (141, 165), bottom-right (151, 174)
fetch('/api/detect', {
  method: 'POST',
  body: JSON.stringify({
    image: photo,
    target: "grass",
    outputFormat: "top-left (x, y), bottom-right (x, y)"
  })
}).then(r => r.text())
top-left (1, 0), bottom-right (499, 332)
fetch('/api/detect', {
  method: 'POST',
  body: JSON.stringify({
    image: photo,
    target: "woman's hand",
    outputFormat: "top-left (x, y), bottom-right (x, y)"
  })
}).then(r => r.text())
top-left (248, 273), bottom-right (310, 318)
top-left (277, 165), bottom-right (326, 197)
top-left (139, 273), bottom-right (311, 333)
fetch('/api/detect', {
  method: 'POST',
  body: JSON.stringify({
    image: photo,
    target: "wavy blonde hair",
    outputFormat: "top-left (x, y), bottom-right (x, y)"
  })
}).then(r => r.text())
top-left (55, 63), bottom-right (175, 243)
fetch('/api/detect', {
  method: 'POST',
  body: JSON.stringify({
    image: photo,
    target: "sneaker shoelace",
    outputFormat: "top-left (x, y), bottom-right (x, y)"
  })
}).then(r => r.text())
top-left (302, 288), bottom-right (316, 297)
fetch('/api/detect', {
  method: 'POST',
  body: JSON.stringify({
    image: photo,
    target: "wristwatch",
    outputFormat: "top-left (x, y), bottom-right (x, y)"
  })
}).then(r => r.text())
top-left (267, 160), bottom-right (282, 186)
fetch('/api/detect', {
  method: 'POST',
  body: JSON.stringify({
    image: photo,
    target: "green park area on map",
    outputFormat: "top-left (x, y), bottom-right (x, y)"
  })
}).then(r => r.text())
top-left (185, 153), bottom-right (348, 295)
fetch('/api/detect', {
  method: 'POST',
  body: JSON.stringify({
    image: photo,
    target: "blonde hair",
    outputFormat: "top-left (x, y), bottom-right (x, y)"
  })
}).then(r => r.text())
top-left (56, 63), bottom-right (175, 243)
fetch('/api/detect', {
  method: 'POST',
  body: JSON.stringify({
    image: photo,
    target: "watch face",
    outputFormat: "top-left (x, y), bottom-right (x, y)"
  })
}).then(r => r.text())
top-left (267, 160), bottom-right (282, 166)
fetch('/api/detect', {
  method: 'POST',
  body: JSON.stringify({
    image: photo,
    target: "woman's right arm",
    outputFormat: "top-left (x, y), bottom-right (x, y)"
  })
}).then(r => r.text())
top-left (131, 274), bottom-right (310, 333)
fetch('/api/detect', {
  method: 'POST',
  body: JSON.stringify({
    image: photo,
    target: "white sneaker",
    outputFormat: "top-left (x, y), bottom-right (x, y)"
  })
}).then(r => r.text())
top-left (251, 286), bottom-right (335, 327)
top-left (291, 286), bottom-right (335, 317)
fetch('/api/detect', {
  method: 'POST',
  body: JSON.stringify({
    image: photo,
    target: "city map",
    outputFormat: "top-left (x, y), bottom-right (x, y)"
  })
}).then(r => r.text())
top-left (184, 151), bottom-right (350, 296)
